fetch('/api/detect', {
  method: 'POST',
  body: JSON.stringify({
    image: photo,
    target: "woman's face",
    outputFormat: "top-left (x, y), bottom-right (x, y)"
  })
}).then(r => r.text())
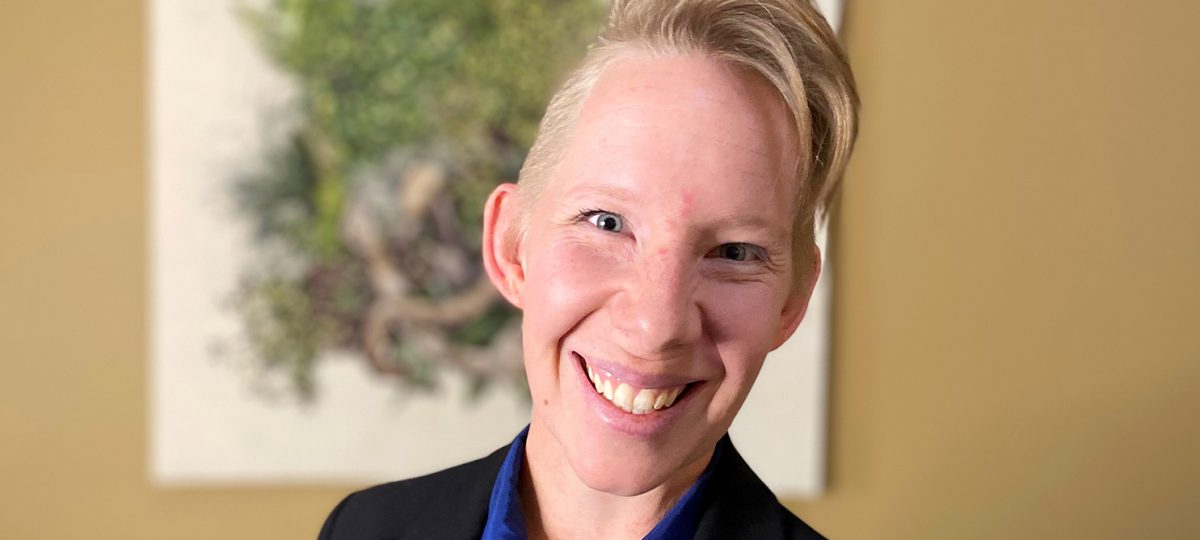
top-left (494, 53), bottom-right (816, 496)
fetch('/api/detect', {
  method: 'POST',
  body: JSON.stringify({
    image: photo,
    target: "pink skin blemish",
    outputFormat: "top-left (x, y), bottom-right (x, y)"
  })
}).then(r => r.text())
top-left (677, 192), bottom-right (694, 236)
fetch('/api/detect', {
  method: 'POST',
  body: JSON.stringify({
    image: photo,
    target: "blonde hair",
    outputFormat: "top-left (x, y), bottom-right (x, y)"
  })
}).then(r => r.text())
top-left (517, 0), bottom-right (859, 256)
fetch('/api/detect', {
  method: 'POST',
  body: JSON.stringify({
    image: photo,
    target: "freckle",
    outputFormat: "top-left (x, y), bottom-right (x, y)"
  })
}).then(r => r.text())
top-left (542, 399), bottom-right (549, 406)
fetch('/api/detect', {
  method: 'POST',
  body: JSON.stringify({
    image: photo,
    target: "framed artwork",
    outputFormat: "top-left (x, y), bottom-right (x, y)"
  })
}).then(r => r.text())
top-left (150, 0), bottom-right (843, 496)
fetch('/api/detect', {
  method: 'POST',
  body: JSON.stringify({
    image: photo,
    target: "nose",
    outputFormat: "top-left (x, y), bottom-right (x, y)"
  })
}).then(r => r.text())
top-left (609, 249), bottom-right (703, 358)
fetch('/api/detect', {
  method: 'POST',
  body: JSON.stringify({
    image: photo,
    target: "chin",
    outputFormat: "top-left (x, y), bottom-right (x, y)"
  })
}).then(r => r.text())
top-left (567, 445), bottom-right (676, 496)
top-left (561, 418), bottom-right (719, 497)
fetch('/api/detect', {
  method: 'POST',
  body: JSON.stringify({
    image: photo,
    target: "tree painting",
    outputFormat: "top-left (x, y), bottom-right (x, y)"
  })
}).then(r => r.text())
top-left (230, 0), bottom-right (605, 402)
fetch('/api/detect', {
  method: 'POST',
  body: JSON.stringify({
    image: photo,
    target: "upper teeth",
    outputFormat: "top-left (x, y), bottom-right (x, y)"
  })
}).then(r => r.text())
top-left (585, 364), bottom-right (685, 415)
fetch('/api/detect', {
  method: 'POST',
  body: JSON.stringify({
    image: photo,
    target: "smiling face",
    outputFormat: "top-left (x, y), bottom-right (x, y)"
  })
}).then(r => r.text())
top-left (483, 52), bottom-right (819, 498)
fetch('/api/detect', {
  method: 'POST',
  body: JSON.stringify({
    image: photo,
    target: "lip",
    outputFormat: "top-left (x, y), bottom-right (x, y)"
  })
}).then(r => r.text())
top-left (578, 352), bottom-right (699, 390)
top-left (570, 350), bottom-right (704, 438)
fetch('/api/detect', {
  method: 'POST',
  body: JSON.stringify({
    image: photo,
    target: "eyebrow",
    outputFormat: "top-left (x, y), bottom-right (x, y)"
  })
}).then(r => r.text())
top-left (716, 213), bottom-right (791, 244)
top-left (563, 184), bottom-right (638, 203)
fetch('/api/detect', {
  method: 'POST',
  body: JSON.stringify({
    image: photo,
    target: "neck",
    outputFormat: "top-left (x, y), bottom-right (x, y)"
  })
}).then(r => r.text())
top-left (519, 422), bottom-right (712, 540)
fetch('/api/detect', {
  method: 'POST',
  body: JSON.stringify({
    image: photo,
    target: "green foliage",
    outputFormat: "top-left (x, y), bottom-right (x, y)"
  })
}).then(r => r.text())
top-left (232, 0), bottom-right (606, 402)
top-left (242, 0), bottom-right (604, 164)
top-left (234, 272), bottom-right (326, 400)
top-left (234, 134), bottom-right (319, 249)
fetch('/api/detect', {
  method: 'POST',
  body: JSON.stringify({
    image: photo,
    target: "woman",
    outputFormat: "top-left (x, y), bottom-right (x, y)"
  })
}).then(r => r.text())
top-left (320, 1), bottom-right (857, 538)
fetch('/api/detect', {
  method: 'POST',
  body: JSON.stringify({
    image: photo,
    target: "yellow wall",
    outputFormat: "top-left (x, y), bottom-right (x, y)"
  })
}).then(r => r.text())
top-left (1, 1), bottom-right (1196, 538)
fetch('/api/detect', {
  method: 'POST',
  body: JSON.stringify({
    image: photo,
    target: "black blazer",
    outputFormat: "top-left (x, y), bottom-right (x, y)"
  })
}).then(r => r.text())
top-left (318, 435), bottom-right (825, 539)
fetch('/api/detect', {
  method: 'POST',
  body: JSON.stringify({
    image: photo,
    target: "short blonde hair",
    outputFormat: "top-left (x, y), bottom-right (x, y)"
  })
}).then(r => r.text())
top-left (517, 0), bottom-right (859, 254)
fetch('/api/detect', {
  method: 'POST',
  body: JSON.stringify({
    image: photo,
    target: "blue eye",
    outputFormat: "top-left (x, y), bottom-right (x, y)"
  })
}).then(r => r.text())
top-left (585, 211), bottom-right (624, 233)
top-left (711, 243), bottom-right (761, 262)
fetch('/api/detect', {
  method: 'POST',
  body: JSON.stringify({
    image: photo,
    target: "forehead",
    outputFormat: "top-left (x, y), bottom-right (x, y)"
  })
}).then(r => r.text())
top-left (548, 52), bottom-right (801, 219)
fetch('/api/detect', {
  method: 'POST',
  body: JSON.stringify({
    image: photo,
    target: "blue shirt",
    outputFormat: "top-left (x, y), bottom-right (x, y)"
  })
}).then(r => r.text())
top-left (481, 426), bottom-right (720, 540)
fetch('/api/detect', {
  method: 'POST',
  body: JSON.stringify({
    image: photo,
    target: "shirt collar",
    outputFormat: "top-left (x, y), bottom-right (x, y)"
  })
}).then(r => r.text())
top-left (482, 425), bottom-right (530, 539)
top-left (482, 426), bottom-right (723, 540)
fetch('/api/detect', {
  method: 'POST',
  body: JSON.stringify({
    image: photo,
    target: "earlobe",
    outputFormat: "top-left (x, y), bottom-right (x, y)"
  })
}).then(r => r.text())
top-left (771, 243), bottom-right (822, 350)
top-left (482, 183), bottom-right (526, 309)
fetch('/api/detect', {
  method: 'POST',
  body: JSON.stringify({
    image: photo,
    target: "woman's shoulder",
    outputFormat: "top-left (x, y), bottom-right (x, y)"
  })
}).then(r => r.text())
top-left (317, 444), bottom-right (510, 540)
top-left (697, 436), bottom-right (827, 540)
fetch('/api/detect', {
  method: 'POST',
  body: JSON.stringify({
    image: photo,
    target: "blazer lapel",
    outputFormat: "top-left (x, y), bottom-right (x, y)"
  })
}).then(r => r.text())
top-left (397, 443), bottom-right (510, 539)
top-left (693, 436), bottom-right (825, 540)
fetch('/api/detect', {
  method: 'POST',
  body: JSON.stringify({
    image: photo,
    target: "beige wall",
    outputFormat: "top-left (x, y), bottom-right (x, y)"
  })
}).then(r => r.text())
top-left (1, 1), bottom-right (1196, 538)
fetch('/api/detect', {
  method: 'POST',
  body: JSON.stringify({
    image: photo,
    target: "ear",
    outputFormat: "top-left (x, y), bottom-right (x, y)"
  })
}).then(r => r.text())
top-left (771, 242), bottom-right (822, 350)
top-left (482, 183), bottom-right (526, 309)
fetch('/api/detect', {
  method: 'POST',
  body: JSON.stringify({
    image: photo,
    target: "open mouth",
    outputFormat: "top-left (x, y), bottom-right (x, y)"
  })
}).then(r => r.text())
top-left (572, 351), bottom-right (698, 415)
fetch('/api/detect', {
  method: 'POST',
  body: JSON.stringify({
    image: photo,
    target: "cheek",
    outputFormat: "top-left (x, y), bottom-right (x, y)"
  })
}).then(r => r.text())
top-left (702, 282), bottom-right (784, 381)
top-left (520, 239), bottom-right (626, 356)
